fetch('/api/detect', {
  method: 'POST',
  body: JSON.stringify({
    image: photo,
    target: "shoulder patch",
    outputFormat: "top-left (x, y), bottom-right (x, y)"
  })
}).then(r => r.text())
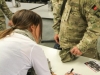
top-left (92, 5), bottom-right (98, 10)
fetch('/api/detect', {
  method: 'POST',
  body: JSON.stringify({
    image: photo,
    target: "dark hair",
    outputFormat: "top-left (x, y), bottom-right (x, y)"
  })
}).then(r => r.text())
top-left (0, 9), bottom-right (42, 39)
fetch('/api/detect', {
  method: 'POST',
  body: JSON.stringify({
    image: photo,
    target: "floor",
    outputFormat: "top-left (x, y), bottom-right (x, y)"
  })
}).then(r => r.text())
top-left (40, 41), bottom-right (55, 48)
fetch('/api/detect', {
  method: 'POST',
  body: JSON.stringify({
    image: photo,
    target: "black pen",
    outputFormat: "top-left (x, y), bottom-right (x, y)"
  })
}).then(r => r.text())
top-left (70, 68), bottom-right (74, 73)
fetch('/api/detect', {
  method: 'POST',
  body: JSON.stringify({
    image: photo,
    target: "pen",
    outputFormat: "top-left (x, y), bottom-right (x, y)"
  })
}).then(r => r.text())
top-left (70, 68), bottom-right (74, 73)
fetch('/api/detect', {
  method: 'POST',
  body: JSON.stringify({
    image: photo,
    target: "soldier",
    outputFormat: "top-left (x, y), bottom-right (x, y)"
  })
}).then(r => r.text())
top-left (0, 0), bottom-right (13, 31)
top-left (51, 0), bottom-right (100, 63)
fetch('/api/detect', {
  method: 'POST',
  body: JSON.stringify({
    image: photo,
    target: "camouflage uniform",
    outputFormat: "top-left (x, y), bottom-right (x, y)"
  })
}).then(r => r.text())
top-left (0, 0), bottom-right (13, 31)
top-left (52, 0), bottom-right (100, 62)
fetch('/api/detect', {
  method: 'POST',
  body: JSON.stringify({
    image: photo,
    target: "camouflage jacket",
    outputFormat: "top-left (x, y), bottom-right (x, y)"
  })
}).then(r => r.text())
top-left (0, 0), bottom-right (13, 30)
top-left (0, 0), bottom-right (13, 20)
top-left (52, 0), bottom-right (100, 53)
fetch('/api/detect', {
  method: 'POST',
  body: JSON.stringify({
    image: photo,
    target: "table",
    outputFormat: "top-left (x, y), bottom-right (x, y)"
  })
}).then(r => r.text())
top-left (39, 45), bottom-right (100, 75)
top-left (33, 5), bottom-right (53, 19)
top-left (6, 2), bottom-right (44, 13)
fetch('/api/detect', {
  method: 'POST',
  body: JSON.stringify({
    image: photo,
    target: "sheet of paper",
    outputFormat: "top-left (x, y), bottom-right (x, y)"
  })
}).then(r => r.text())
top-left (84, 60), bottom-right (100, 72)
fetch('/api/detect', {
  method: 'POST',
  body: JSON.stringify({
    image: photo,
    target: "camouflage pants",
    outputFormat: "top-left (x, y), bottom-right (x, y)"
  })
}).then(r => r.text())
top-left (0, 21), bottom-right (6, 31)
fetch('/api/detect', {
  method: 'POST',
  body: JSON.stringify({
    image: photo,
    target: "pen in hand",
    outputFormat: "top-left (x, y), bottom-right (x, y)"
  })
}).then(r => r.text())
top-left (65, 68), bottom-right (74, 75)
top-left (69, 68), bottom-right (74, 73)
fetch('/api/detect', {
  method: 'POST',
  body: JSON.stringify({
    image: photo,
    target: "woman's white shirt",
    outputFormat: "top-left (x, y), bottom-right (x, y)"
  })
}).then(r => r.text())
top-left (0, 33), bottom-right (51, 75)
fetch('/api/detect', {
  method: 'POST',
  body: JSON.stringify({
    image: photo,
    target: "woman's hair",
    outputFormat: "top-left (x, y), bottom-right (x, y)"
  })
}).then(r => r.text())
top-left (0, 9), bottom-right (42, 39)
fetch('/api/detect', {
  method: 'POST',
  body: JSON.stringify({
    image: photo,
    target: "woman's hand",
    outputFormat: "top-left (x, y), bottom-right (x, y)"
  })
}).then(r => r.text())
top-left (65, 73), bottom-right (74, 75)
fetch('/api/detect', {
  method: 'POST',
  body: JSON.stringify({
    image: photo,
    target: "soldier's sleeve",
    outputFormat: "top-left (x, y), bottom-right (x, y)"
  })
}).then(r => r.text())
top-left (1, 0), bottom-right (13, 20)
top-left (76, 0), bottom-right (100, 53)
top-left (51, 0), bottom-right (63, 34)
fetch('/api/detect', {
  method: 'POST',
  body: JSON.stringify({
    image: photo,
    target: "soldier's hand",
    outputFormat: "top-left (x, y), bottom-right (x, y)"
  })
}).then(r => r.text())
top-left (8, 20), bottom-right (13, 27)
top-left (70, 46), bottom-right (82, 56)
top-left (54, 34), bottom-right (59, 44)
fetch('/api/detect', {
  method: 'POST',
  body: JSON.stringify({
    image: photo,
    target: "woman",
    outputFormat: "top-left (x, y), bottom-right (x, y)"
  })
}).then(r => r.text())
top-left (0, 9), bottom-right (74, 75)
top-left (0, 9), bottom-right (52, 75)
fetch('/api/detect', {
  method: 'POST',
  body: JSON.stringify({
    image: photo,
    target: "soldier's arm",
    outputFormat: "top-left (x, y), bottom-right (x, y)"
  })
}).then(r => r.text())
top-left (76, 0), bottom-right (100, 53)
top-left (51, 0), bottom-right (63, 34)
top-left (1, 0), bottom-right (13, 20)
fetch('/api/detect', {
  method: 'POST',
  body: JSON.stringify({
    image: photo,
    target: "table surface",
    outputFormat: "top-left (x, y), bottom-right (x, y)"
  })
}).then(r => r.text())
top-left (6, 2), bottom-right (53, 19)
top-left (39, 45), bottom-right (100, 75)
top-left (32, 5), bottom-right (53, 19)
top-left (6, 2), bottom-right (44, 13)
